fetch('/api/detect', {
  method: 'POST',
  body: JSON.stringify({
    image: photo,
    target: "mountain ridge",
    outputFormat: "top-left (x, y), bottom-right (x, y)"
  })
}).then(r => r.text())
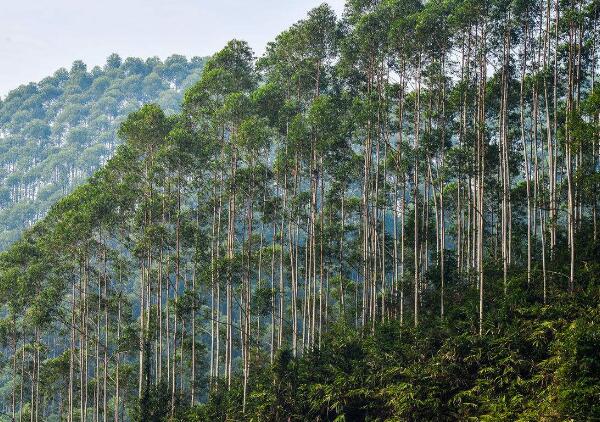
top-left (0, 53), bottom-right (207, 249)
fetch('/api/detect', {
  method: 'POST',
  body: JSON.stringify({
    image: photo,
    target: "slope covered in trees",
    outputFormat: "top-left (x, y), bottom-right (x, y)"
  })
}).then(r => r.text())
top-left (195, 288), bottom-right (600, 420)
top-left (0, 55), bottom-right (206, 250)
top-left (1, 0), bottom-right (600, 420)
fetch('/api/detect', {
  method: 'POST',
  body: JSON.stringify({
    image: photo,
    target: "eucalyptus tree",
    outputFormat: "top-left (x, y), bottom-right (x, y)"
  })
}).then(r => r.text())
top-left (388, 0), bottom-right (424, 326)
top-left (258, 4), bottom-right (339, 355)
top-left (184, 39), bottom-right (257, 389)
top-left (340, 0), bottom-right (400, 328)
top-left (118, 104), bottom-right (172, 400)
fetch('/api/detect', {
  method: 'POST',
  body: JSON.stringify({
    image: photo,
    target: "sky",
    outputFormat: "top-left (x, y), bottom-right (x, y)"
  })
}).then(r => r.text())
top-left (0, 0), bottom-right (345, 98)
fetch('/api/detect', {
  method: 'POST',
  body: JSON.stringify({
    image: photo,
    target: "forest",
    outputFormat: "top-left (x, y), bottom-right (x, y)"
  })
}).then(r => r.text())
top-left (0, 55), bottom-right (206, 250)
top-left (0, 0), bottom-right (599, 420)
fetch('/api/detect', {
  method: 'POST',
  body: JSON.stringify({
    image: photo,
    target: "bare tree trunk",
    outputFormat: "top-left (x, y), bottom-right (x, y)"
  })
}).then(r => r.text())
top-left (414, 54), bottom-right (422, 327)
top-left (114, 294), bottom-right (121, 422)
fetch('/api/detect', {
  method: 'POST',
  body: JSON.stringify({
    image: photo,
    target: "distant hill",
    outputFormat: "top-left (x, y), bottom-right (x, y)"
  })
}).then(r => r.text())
top-left (0, 54), bottom-right (206, 249)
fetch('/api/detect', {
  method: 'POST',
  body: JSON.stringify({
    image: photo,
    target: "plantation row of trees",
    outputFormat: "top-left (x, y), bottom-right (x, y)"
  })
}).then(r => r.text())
top-left (0, 54), bottom-right (206, 250)
top-left (0, 0), bottom-right (599, 420)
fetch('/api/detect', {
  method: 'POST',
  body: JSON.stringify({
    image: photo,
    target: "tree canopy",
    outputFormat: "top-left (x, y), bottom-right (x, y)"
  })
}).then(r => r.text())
top-left (0, 0), bottom-right (599, 420)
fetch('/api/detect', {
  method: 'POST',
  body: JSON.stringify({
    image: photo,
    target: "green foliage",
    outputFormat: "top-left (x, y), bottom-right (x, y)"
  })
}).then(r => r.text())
top-left (0, 54), bottom-right (206, 250)
top-left (189, 285), bottom-right (600, 421)
top-left (1, 0), bottom-right (600, 420)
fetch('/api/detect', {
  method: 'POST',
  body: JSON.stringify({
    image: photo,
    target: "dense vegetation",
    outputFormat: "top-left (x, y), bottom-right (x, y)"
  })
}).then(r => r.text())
top-left (0, 55), bottom-right (206, 250)
top-left (1, 0), bottom-right (599, 420)
top-left (195, 285), bottom-right (600, 420)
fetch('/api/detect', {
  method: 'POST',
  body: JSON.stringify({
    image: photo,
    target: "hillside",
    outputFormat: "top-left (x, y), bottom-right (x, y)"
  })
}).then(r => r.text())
top-left (0, 54), bottom-right (206, 250)
top-left (0, 0), bottom-right (599, 421)
top-left (194, 286), bottom-right (600, 420)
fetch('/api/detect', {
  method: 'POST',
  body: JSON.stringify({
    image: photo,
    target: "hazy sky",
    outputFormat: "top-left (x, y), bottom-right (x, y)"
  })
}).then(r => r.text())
top-left (0, 0), bottom-right (345, 98)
